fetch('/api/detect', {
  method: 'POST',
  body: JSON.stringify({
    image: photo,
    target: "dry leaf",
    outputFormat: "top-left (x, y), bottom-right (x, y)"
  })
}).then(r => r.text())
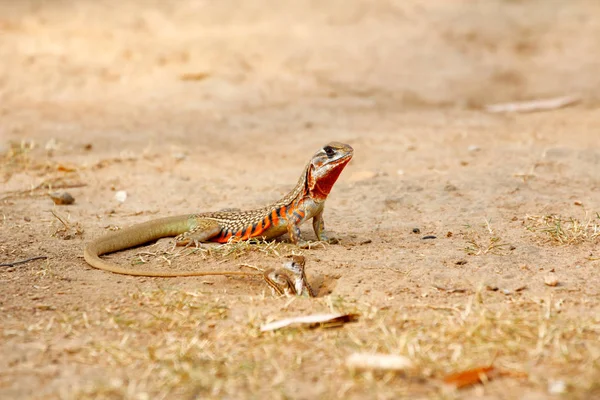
top-left (346, 353), bottom-right (413, 371)
top-left (180, 72), bottom-right (210, 81)
top-left (485, 95), bottom-right (579, 113)
top-left (443, 366), bottom-right (496, 388)
top-left (260, 313), bottom-right (359, 332)
top-left (56, 164), bottom-right (77, 172)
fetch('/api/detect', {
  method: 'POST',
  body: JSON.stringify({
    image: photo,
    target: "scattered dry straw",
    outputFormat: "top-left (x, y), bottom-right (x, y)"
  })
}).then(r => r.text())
top-left (132, 238), bottom-right (293, 269)
top-left (525, 213), bottom-right (600, 245)
top-left (4, 288), bottom-right (599, 399)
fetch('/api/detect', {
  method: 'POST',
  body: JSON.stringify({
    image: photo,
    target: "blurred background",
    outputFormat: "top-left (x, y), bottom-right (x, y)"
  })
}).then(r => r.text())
top-left (1, 0), bottom-right (599, 113)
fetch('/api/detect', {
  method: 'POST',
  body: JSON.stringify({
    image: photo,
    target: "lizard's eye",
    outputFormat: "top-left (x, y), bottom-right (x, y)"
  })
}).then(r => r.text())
top-left (323, 146), bottom-right (335, 158)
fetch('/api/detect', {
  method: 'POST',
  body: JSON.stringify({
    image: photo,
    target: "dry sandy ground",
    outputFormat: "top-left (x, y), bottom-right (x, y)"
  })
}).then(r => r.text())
top-left (1, 1), bottom-right (599, 399)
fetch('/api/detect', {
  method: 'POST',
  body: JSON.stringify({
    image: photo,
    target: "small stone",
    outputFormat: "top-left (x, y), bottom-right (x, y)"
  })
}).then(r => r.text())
top-left (548, 380), bottom-right (567, 394)
top-left (412, 228), bottom-right (421, 234)
top-left (115, 190), bottom-right (127, 203)
top-left (49, 192), bottom-right (75, 205)
top-left (544, 273), bottom-right (559, 287)
top-left (574, 200), bottom-right (583, 206)
top-left (468, 145), bottom-right (481, 152)
top-left (422, 235), bottom-right (437, 240)
top-left (172, 152), bottom-right (187, 161)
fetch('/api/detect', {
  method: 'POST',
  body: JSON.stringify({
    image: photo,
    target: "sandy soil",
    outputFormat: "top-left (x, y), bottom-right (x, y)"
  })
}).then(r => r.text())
top-left (1, 1), bottom-right (599, 399)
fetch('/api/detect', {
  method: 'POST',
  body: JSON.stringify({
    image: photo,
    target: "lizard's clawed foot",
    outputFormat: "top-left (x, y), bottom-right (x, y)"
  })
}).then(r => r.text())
top-left (297, 240), bottom-right (327, 250)
top-left (174, 237), bottom-right (202, 249)
top-left (297, 240), bottom-right (310, 249)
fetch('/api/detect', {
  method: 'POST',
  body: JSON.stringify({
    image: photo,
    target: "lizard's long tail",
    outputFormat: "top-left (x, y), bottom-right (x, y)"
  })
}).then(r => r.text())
top-left (83, 216), bottom-right (257, 277)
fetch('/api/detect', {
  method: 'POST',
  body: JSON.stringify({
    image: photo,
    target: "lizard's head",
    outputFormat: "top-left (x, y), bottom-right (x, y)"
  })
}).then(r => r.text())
top-left (283, 255), bottom-right (306, 276)
top-left (307, 142), bottom-right (353, 200)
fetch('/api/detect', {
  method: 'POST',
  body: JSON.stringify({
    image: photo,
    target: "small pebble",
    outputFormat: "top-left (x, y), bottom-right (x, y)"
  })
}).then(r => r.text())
top-left (49, 191), bottom-right (75, 205)
top-left (422, 235), bottom-right (437, 240)
top-left (544, 273), bottom-right (559, 287)
top-left (468, 145), bottom-right (481, 152)
top-left (172, 152), bottom-right (187, 161)
top-left (115, 190), bottom-right (127, 203)
top-left (412, 228), bottom-right (421, 234)
top-left (548, 380), bottom-right (567, 394)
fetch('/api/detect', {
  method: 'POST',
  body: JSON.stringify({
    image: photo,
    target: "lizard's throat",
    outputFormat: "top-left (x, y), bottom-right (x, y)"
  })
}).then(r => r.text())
top-left (308, 158), bottom-right (351, 201)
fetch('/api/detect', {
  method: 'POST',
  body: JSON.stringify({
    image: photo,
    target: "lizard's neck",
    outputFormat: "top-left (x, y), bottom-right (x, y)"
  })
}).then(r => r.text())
top-left (306, 157), bottom-right (351, 201)
top-left (270, 150), bottom-right (351, 209)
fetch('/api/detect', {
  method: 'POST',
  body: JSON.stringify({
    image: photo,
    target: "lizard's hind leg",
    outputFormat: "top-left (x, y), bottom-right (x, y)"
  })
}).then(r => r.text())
top-left (174, 218), bottom-right (222, 247)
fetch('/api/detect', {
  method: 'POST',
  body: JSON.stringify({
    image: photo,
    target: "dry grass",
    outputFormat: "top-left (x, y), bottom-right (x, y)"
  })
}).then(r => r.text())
top-left (464, 236), bottom-right (512, 256)
top-left (0, 139), bottom-right (86, 201)
top-left (525, 213), bottom-right (600, 245)
top-left (462, 219), bottom-right (513, 256)
top-left (132, 238), bottom-right (297, 271)
top-left (1, 139), bottom-right (38, 175)
top-left (4, 288), bottom-right (599, 399)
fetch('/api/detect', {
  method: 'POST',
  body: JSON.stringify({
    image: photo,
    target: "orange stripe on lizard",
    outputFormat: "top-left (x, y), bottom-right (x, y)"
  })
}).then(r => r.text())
top-left (270, 209), bottom-right (279, 226)
top-left (260, 216), bottom-right (270, 233)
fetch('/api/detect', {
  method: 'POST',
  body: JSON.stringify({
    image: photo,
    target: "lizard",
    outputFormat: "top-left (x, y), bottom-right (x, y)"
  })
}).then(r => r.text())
top-left (262, 268), bottom-right (297, 297)
top-left (83, 142), bottom-right (354, 277)
top-left (262, 255), bottom-right (314, 297)
top-left (282, 255), bottom-right (315, 297)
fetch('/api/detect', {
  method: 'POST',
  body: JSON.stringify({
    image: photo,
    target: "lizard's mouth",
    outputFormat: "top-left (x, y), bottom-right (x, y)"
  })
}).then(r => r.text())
top-left (309, 149), bottom-right (353, 199)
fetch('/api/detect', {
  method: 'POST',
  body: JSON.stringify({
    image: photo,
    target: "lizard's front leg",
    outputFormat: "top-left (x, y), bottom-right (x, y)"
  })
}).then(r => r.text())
top-left (312, 209), bottom-right (339, 244)
top-left (287, 209), bottom-right (338, 248)
top-left (287, 212), bottom-right (310, 248)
